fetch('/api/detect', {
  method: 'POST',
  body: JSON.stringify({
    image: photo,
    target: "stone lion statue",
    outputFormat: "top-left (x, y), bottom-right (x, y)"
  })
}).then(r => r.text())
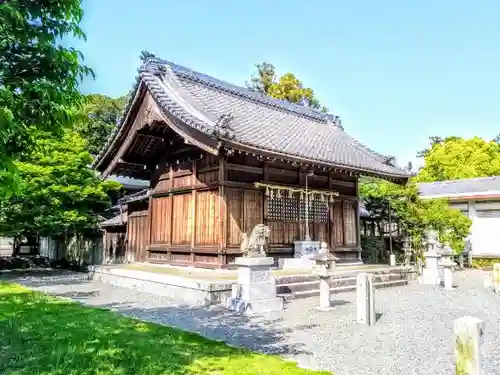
top-left (240, 224), bottom-right (271, 257)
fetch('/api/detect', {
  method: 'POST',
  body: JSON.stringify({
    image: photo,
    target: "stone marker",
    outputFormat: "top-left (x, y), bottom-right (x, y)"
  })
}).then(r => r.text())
top-left (226, 257), bottom-right (283, 315)
top-left (442, 257), bottom-right (454, 290)
top-left (389, 253), bottom-right (396, 266)
top-left (367, 273), bottom-right (376, 325)
top-left (357, 272), bottom-right (375, 325)
top-left (443, 266), bottom-right (453, 290)
top-left (421, 250), bottom-right (442, 285)
top-left (493, 263), bottom-right (500, 294)
top-left (454, 316), bottom-right (485, 375)
top-left (318, 276), bottom-right (331, 310)
top-left (484, 273), bottom-right (492, 290)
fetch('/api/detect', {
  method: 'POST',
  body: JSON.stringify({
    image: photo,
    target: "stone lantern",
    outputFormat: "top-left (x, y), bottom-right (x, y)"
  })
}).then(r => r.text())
top-left (421, 230), bottom-right (442, 285)
top-left (313, 242), bottom-right (338, 310)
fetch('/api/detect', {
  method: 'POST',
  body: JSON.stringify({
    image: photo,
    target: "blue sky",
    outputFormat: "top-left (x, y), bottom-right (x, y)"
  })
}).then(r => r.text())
top-left (76, 0), bottom-right (500, 169)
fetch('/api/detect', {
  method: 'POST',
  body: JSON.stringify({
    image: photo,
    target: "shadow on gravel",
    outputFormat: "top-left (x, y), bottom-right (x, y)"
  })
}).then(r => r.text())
top-left (93, 301), bottom-right (314, 356)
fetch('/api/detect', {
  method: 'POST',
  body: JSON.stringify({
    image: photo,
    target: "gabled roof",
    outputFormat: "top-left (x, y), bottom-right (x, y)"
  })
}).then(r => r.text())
top-left (94, 52), bottom-right (409, 180)
top-left (418, 176), bottom-right (500, 199)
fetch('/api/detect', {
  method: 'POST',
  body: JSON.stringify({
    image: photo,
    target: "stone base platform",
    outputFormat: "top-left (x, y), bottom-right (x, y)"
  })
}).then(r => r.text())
top-left (88, 264), bottom-right (417, 308)
top-left (88, 265), bottom-right (233, 306)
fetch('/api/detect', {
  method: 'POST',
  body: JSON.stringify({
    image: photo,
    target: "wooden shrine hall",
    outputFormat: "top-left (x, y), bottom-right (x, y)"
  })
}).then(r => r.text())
top-left (93, 52), bottom-right (409, 268)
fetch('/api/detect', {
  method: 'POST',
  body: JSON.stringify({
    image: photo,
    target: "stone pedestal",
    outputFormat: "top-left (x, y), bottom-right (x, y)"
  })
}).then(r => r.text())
top-left (421, 251), bottom-right (442, 285)
top-left (454, 316), bottom-right (485, 375)
top-left (389, 254), bottom-right (396, 266)
top-left (294, 240), bottom-right (321, 259)
top-left (226, 257), bottom-right (283, 315)
top-left (357, 272), bottom-right (376, 325)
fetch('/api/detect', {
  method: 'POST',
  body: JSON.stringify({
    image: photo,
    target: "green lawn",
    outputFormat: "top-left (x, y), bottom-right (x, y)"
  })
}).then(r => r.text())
top-left (0, 282), bottom-right (330, 375)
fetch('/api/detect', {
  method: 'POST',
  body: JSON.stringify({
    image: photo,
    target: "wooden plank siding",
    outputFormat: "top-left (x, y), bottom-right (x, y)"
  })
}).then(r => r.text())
top-left (127, 211), bottom-right (149, 262)
top-left (141, 149), bottom-right (361, 267)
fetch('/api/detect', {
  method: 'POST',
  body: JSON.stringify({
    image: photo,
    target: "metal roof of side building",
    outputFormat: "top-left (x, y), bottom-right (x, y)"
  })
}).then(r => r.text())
top-left (93, 52), bottom-right (409, 181)
top-left (418, 176), bottom-right (500, 200)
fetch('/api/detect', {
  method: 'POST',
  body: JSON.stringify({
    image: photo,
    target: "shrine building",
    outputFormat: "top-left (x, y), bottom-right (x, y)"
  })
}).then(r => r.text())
top-left (94, 52), bottom-right (409, 268)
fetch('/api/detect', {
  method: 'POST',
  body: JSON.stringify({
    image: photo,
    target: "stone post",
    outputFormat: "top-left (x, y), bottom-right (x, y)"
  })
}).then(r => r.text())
top-left (357, 272), bottom-right (375, 325)
top-left (318, 276), bottom-right (331, 310)
top-left (493, 263), bottom-right (500, 294)
top-left (442, 256), bottom-right (454, 290)
top-left (443, 266), bottom-right (453, 290)
top-left (421, 250), bottom-right (442, 285)
top-left (389, 253), bottom-right (396, 266)
top-left (367, 273), bottom-right (376, 324)
top-left (226, 257), bottom-right (283, 315)
top-left (454, 316), bottom-right (485, 375)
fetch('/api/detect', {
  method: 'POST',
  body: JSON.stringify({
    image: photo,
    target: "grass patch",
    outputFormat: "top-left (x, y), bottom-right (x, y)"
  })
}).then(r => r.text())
top-left (0, 282), bottom-right (329, 375)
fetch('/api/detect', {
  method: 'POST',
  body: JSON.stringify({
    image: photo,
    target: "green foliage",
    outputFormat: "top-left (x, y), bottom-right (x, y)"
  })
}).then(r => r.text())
top-left (471, 258), bottom-right (500, 269)
top-left (416, 136), bottom-right (500, 181)
top-left (0, 0), bottom-right (90, 196)
top-left (0, 282), bottom-right (329, 375)
top-left (74, 94), bottom-right (127, 155)
top-left (360, 178), bottom-right (471, 254)
top-left (360, 236), bottom-right (385, 263)
top-left (247, 62), bottom-right (327, 112)
top-left (0, 130), bottom-right (120, 238)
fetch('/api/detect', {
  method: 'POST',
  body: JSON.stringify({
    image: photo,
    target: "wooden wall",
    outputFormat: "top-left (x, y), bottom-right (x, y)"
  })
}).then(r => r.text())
top-left (103, 228), bottom-right (126, 263)
top-left (127, 211), bottom-right (149, 262)
top-left (144, 146), bottom-right (360, 267)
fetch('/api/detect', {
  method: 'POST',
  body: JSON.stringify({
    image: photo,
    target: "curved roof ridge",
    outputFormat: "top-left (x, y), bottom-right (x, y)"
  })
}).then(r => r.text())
top-left (142, 55), bottom-right (340, 125)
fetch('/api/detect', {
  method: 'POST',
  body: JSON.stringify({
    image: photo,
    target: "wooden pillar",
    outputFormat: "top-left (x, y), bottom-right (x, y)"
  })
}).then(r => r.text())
top-left (355, 178), bottom-right (362, 260)
top-left (298, 169), bottom-right (304, 239)
top-left (167, 165), bottom-right (174, 260)
top-left (190, 160), bottom-right (197, 263)
top-left (263, 161), bottom-right (269, 226)
top-left (145, 167), bottom-right (154, 262)
top-left (218, 156), bottom-right (228, 264)
top-left (328, 171), bottom-right (334, 248)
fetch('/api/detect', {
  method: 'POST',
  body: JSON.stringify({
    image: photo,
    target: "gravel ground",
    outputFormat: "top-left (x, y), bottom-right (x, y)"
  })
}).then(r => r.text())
top-left (4, 269), bottom-right (500, 375)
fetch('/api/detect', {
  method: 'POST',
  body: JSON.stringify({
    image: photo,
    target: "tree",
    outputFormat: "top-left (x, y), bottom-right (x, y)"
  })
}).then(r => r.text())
top-left (247, 62), bottom-right (327, 112)
top-left (415, 136), bottom-right (500, 182)
top-left (360, 177), bottom-right (471, 254)
top-left (246, 62), bottom-right (276, 94)
top-left (0, 129), bottom-right (121, 241)
top-left (74, 94), bottom-right (127, 155)
top-left (0, 0), bottom-right (91, 196)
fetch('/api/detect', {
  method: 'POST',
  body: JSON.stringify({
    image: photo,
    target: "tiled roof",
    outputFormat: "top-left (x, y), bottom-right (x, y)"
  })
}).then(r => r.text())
top-left (418, 176), bottom-right (500, 198)
top-left (101, 213), bottom-right (127, 227)
top-left (94, 52), bottom-right (409, 180)
top-left (118, 188), bottom-right (150, 204)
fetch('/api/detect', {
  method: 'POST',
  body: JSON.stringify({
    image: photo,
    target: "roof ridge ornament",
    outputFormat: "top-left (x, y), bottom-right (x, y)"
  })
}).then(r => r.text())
top-left (324, 113), bottom-right (343, 130)
top-left (140, 50), bottom-right (157, 62)
top-left (213, 113), bottom-right (234, 139)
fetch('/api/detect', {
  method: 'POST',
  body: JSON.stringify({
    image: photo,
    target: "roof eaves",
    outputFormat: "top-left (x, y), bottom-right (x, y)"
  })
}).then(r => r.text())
top-left (92, 74), bottom-right (145, 169)
top-left (222, 140), bottom-right (409, 180)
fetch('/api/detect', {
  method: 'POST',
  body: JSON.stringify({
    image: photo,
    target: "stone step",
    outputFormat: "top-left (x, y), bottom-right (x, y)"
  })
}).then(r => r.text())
top-left (276, 273), bottom-right (407, 295)
top-left (278, 279), bottom-right (409, 302)
top-left (275, 266), bottom-right (411, 285)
